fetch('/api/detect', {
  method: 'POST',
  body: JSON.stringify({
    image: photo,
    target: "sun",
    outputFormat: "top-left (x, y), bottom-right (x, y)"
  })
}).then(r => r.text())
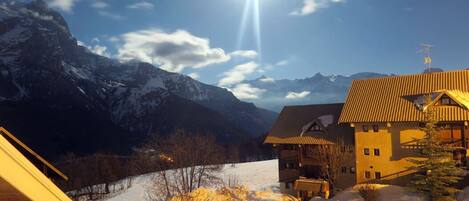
top-left (236, 0), bottom-right (262, 63)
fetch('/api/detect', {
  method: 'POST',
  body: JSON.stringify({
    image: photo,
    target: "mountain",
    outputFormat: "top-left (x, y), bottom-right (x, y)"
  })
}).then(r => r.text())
top-left (244, 72), bottom-right (393, 111)
top-left (0, 1), bottom-right (276, 159)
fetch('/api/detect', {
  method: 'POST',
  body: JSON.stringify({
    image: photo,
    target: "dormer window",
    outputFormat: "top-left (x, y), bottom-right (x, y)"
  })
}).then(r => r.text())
top-left (311, 123), bottom-right (321, 131)
top-left (438, 95), bottom-right (458, 106)
top-left (301, 120), bottom-right (327, 135)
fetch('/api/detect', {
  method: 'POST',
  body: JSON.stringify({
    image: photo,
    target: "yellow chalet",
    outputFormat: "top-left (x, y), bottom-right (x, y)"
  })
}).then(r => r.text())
top-left (0, 127), bottom-right (71, 201)
top-left (339, 70), bottom-right (469, 184)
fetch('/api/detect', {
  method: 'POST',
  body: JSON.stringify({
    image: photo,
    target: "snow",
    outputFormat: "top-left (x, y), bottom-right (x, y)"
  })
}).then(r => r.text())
top-left (77, 87), bottom-right (86, 95)
top-left (317, 115), bottom-right (334, 127)
top-left (83, 159), bottom-right (469, 201)
top-left (101, 160), bottom-right (280, 201)
top-left (312, 184), bottom-right (424, 201)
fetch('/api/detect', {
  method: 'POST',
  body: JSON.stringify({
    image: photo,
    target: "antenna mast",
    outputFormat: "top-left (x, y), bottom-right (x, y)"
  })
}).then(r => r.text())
top-left (418, 43), bottom-right (433, 72)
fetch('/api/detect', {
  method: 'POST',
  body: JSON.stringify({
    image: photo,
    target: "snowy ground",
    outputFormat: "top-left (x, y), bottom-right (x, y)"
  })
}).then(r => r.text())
top-left (101, 159), bottom-right (280, 201)
top-left (99, 159), bottom-right (469, 201)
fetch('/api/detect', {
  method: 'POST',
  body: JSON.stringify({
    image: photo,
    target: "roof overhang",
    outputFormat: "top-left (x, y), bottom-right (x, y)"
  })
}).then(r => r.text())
top-left (0, 130), bottom-right (71, 201)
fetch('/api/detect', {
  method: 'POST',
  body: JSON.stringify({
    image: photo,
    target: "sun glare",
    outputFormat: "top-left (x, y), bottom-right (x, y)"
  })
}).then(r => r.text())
top-left (236, 0), bottom-right (262, 63)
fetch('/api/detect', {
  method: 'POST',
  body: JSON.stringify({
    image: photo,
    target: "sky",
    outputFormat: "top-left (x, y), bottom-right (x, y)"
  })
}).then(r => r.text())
top-left (44, 0), bottom-right (469, 87)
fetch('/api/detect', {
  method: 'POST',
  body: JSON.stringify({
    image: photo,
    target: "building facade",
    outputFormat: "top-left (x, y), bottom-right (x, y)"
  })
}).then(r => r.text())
top-left (264, 104), bottom-right (355, 200)
top-left (266, 70), bottom-right (469, 199)
top-left (339, 70), bottom-right (469, 184)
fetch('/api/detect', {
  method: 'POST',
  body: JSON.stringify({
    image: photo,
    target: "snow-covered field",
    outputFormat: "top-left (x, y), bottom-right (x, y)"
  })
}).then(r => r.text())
top-left (99, 159), bottom-right (469, 201)
top-left (101, 160), bottom-right (280, 201)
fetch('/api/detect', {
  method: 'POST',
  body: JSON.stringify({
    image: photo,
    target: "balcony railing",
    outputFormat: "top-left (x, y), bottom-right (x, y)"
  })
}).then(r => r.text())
top-left (279, 169), bottom-right (299, 182)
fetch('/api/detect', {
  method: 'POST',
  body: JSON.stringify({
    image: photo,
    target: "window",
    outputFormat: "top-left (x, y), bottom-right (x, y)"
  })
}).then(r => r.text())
top-left (341, 167), bottom-right (347, 173)
top-left (365, 171), bottom-right (371, 179)
top-left (375, 172), bottom-right (381, 180)
top-left (373, 125), bottom-right (379, 132)
top-left (374, 148), bottom-right (380, 156)
top-left (364, 148), bottom-right (370, 155)
top-left (439, 95), bottom-right (458, 106)
top-left (350, 167), bottom-right (356, 173)
top-left (362, 125), bottom-right (369, 132)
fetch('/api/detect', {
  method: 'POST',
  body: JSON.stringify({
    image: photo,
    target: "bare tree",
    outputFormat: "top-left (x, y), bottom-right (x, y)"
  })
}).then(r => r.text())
top-left (141, 130), bottom-right (225, 201)
top-left (314, 139), bottom-right (350, 196)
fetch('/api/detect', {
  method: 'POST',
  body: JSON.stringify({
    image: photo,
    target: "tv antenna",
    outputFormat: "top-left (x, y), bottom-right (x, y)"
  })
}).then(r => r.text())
top-left (418, 43), bottom-right (433, 72)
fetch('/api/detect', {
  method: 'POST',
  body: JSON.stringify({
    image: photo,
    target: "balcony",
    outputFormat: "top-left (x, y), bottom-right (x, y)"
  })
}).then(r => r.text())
top-left (279, 169), bottom-right (299, 182)
top-left (279, 150), bottom-right (298, 159)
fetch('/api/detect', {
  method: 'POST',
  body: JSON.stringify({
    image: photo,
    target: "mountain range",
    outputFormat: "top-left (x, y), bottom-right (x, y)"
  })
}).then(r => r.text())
top-left (0, 1), bottom-right (276, 159)
top-left (242, 72), bottom-right (393, 111)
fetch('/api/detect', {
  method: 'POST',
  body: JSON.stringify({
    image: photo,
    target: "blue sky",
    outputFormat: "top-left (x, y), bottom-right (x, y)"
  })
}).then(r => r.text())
top-left (47, 0), bottom-right (469, 86)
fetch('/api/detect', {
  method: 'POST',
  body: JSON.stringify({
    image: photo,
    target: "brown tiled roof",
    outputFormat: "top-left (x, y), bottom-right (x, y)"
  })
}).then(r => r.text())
top-left (339, 70), bottom-right (469, 123)
top-left (264, 103), bottom-right (354, 145)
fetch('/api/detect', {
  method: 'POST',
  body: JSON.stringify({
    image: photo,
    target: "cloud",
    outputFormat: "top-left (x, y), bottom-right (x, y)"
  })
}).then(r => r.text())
top-left (91, 1), bottom-right (108, 8)
top-left (259, 77), bottom-right (275, 83)
top-left (89, 44), bottom-right (111, 57)
top-left (127, 1), bottom-right (155, 9)
top-left (117, 29), bottom-right (230, 72)
top-left (290, 0), bottom-right (344, 16)
top-left (98, 11), bottom-right (125, 20)
top-left (77, 40), bottom-right (111, 57)
top-left (285, 91), bottom-right (311, 99)
top-left (218, 62), bottom-right (259, 87)
top-left (229, 83), bottom-right (266, 99)
top-left (107, 36), bottom-right (120, 42)
top-left (229, 50), bottom-right (258, 59)
top-left (46, 0), bottom-right (77, 12)
top-left (275, 60), bottom-right (288, 66)
top-left (188, 73), bottom-right (200, 79)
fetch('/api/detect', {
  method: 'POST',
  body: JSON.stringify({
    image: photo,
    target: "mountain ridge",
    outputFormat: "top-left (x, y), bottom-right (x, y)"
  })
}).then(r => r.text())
top-left (0, 1), bottom-right (276, 159)
top-left (243, 72), bottom-right (394, 111)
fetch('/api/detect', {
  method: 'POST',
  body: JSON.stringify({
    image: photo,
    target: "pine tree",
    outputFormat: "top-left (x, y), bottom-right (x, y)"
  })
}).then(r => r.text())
top-left (409, 96), bottom-right (464, 201)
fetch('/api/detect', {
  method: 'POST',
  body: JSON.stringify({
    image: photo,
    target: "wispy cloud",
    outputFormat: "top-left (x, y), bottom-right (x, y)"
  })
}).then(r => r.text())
top-left (275, 60), bottom-right (288, 66)
top-left (218, 62), bottom-right (259, 87)
top-left (127, 1), bottom-right (155, 10)
top-left (77, 40), bottom-right (111, 57)
top-left (117, 29), bottom-right (230, 72)
top-left (46, 0), bottom-right (77, 12)
top-left (91, 1), bottom-right (108, 9)
top-left (229, 50), bottom-right (258, 59)
top-left (285, 91), bottom-right (311, 99)
top-left (259, 77), bottom-right (275, 83)
top-left (188, 73), bottom-right (200, 79)
top-left (290, 0), bottom-right (344, 16)
top-left (98, 11), bottom-right (125, 20)
top-left (229, 83), bottom-right (266, 99)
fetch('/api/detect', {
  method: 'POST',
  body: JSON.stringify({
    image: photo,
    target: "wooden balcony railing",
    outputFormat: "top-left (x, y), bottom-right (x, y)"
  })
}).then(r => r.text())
top-left (279, 169), bottom-right (299, 182)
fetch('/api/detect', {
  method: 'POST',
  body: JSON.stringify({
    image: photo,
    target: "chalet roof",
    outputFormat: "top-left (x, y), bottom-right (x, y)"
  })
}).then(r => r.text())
top-left (339, 70), bottom-right (469, 123)
top-left (264, 103), bottom-right (354, 145)
top-left (0, 127), bottom-right (71, 201)
top-left (0, 127), bottom-right (68, 180)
